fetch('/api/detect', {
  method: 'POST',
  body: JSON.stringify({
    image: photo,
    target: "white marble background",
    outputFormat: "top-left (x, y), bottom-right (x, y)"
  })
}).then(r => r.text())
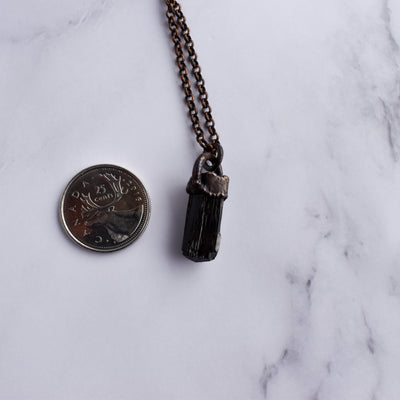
top-left (1, 1), bottom-right (400, 399)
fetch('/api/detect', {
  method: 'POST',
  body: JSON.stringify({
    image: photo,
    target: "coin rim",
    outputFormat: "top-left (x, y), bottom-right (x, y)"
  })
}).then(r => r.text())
top-left (59, 164), bottom-right (151, 253)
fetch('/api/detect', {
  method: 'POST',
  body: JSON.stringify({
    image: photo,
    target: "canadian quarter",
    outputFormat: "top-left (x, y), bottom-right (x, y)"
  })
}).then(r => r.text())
top-left (60, 164), bottom-right (150, 252)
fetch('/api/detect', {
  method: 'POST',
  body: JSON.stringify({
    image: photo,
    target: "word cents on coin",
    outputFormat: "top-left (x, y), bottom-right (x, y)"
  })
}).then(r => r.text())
top-left (60, 165), bottom-right (150, 252)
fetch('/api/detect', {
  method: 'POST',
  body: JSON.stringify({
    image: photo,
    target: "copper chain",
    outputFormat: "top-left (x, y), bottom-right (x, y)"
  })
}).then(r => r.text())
top-left (165, 0), bottom-right (220, 154)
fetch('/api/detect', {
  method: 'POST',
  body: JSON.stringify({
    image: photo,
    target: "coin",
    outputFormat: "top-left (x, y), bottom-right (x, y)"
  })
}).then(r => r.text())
top-left (60, 164), bottom-right (150, 252)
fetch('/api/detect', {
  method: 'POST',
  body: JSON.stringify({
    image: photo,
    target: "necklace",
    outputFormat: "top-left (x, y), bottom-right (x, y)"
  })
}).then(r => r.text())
top-left (165, 0), bottom-right (229, 262)
top-left (59, 1), bottom-right (228, 261)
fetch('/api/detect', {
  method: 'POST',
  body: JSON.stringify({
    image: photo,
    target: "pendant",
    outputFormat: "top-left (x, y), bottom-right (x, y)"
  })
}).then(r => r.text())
top-left (182, 146), bottom-right (229, 262)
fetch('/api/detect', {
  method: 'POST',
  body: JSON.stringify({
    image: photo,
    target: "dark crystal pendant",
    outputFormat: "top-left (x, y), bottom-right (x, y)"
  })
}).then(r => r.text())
top-left (182, 147), bottom-right (229, 262)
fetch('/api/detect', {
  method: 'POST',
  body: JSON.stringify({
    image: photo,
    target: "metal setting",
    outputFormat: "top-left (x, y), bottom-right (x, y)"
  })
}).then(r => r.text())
top-left (186, 146), bottom-right (229, 199)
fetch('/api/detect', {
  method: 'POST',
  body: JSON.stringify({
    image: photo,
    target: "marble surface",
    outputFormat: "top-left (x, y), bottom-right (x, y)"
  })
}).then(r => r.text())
top-left (1, 0), bottom-right (400, 399)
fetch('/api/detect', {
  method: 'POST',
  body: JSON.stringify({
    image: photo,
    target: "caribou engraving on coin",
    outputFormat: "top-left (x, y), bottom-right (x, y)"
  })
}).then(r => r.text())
top-left (60, 165), bottom-right (150, 252)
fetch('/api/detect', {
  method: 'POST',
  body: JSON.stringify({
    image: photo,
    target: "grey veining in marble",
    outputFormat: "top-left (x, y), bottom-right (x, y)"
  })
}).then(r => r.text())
top-left (1, 1), bottom-right (400, 399)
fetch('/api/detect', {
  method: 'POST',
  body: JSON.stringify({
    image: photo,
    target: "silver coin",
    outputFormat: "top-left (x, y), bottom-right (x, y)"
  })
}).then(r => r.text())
top-left (60, 164), bottom-right (150, 252)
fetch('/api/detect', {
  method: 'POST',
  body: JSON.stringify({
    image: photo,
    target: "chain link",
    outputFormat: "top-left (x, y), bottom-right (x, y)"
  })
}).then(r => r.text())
top-left (165, 0), bottom-right (220, 153)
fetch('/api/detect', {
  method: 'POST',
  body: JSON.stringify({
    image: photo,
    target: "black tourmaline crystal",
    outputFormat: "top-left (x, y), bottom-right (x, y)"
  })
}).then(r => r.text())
top-left (182, 194), bottom-right (224, 261)
top-left (182, 153), bottom-right (229, 262)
